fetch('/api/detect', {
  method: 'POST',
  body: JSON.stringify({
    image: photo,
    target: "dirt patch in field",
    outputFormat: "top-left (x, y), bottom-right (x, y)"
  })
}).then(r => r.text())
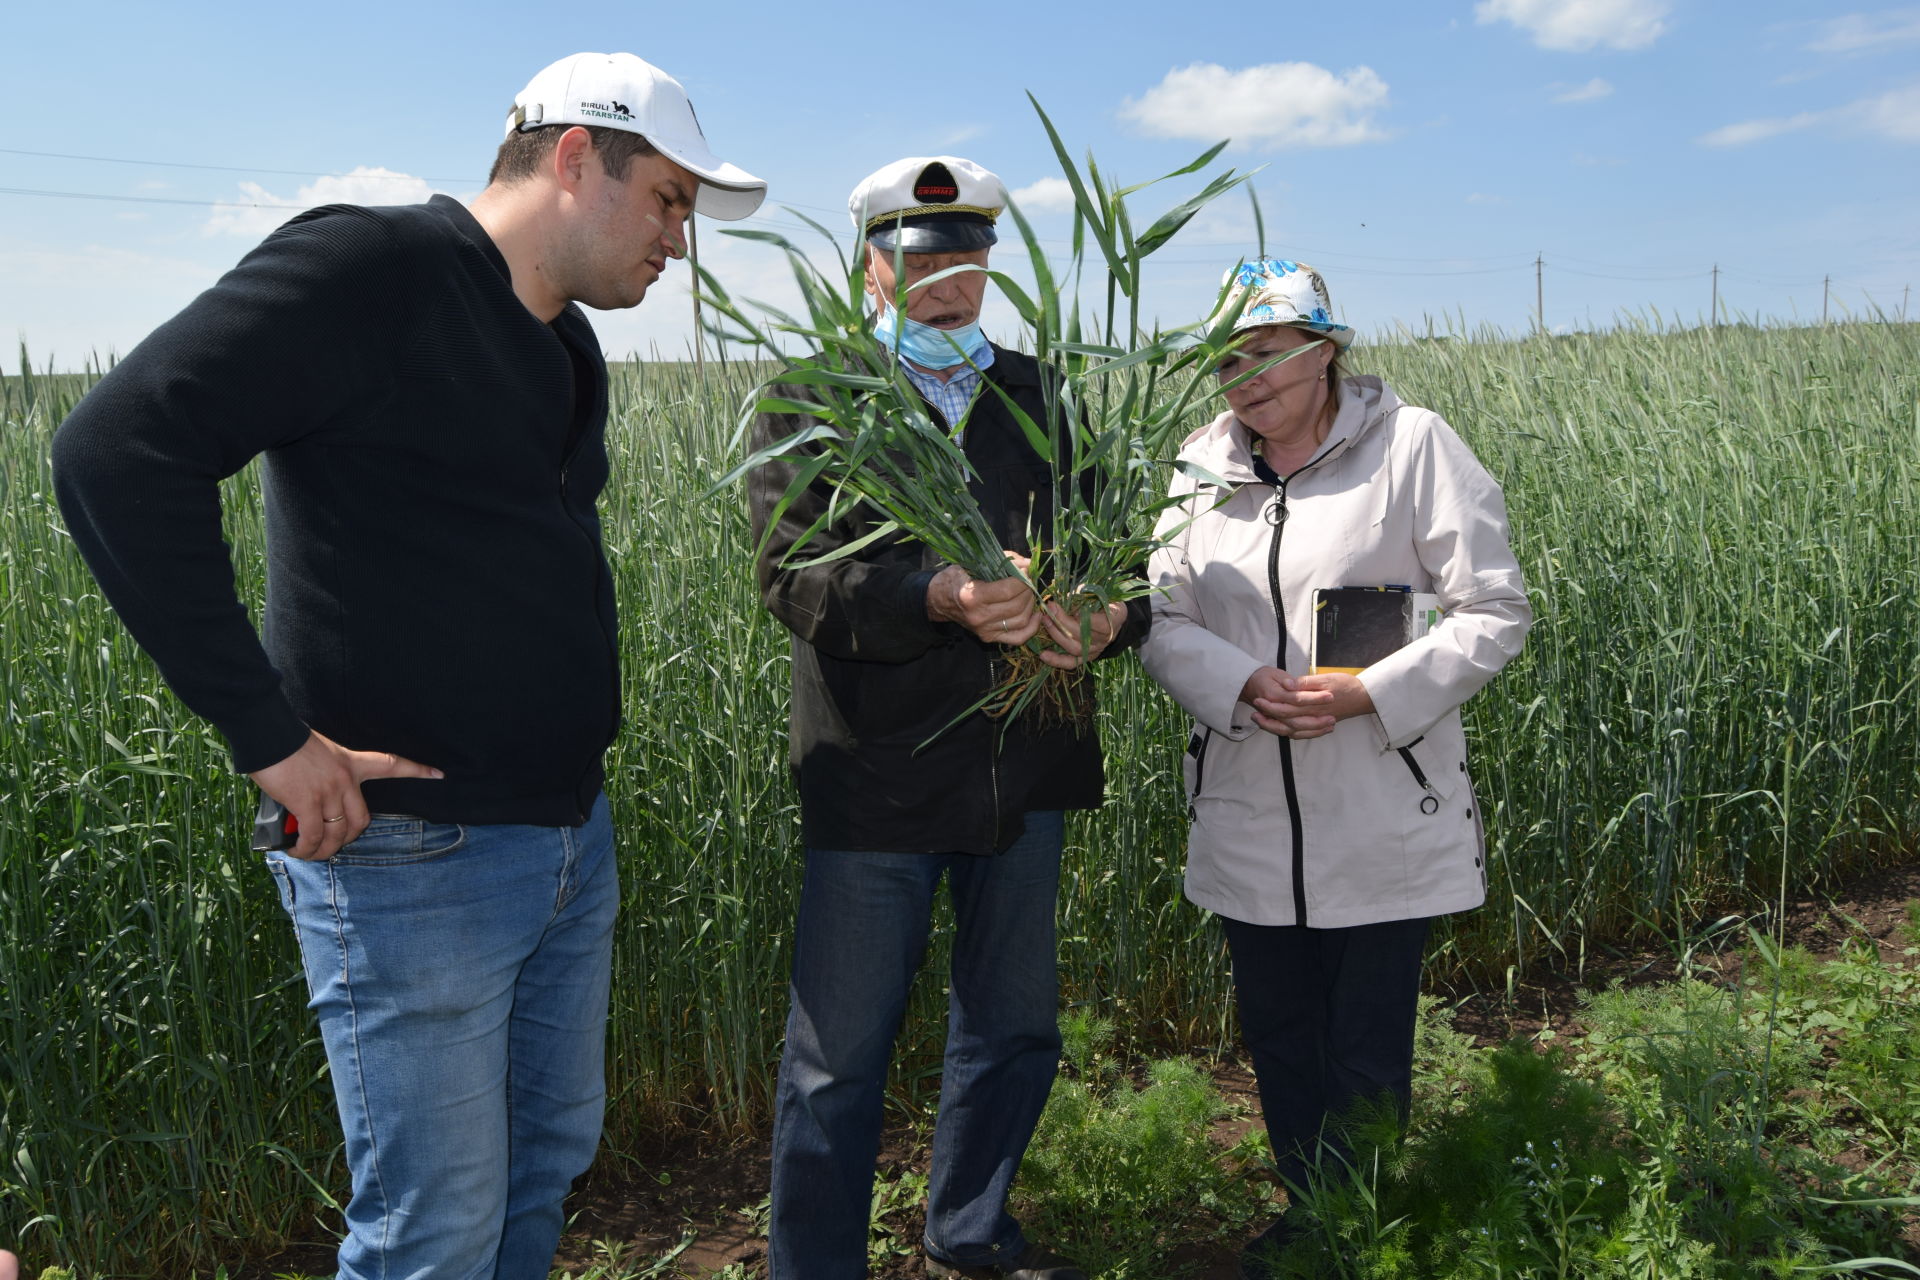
top-left (1441, 861), bottom-right (1920, 1045)
top-left (242, 859), bottom-right (1919, 1279)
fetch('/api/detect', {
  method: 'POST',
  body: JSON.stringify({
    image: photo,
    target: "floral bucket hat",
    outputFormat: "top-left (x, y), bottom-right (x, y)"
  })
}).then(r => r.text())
top-left (1213, 257), bottom-right (1354, 347)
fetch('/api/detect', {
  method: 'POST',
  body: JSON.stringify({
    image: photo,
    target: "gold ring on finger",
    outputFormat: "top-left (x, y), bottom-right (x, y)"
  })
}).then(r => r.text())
top-left (322, 814), bottom-right (347, 823)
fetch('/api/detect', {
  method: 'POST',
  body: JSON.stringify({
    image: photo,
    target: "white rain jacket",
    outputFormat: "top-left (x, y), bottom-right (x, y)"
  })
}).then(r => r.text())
top-left (1139, 376), bottom-right (1530, 929)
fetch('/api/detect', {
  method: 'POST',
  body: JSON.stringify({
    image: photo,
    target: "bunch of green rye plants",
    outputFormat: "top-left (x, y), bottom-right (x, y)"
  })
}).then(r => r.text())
top-left (701, 100), bottom-right (1293, 733)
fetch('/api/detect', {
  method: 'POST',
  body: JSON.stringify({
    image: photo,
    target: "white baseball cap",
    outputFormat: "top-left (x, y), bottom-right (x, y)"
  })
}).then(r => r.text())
top-left (848, 156), bottom-right (1004, 252)
top-left (507, 52), bottom-right (767, 221)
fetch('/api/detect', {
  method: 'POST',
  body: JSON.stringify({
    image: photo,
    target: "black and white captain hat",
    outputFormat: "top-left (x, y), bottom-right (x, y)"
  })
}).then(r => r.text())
top-left (847, 156), bottom-right (1005, 252)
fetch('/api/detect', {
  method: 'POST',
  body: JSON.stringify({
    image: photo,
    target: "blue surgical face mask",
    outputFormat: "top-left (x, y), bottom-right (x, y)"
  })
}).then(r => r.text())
top-left (873, 303), bottom-right (991, 371)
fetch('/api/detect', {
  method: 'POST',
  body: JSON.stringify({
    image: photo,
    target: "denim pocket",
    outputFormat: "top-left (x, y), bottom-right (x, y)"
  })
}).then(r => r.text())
top-left (265, 857), bottom-right (296, 913)
top-left (331, 815), bottom-right (467, 866)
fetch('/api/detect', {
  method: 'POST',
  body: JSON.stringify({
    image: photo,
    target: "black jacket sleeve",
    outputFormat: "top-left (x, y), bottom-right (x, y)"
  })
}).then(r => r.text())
top-left (51, 206), bottom-right (422, 772)
top-left (1108, 593), bottom-right (1152, 658)
top-left (746, 385), bottom-right (952, 664)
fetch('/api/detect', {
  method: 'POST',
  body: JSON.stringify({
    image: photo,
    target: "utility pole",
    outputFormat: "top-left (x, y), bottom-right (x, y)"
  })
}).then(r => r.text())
top-left (1711, 263), bottom-right (1719, 329)
top-left (1822, 274), bottom-right (1830, 325)
top-left (689, 216), bottom-right (705, 379)
top-left (1903, 284), bottom-right (1910, 322)
top-left (1535, 252), bottom-right (1544, 336)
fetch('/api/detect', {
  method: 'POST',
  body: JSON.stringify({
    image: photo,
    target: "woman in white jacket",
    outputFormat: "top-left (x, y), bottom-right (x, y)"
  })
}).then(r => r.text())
top-left (1138, 259), bottom-right (1530, 1267)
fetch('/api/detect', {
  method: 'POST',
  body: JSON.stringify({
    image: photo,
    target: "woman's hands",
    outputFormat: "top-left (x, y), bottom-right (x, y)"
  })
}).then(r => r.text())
top-left (1240, 667), bottom-right (1375, 739)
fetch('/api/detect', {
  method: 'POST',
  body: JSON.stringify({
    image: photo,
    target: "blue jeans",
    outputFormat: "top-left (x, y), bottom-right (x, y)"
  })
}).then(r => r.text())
top-left (266, 793), bottom-right (618, 1280)
top-left (768, 812), bottom-right (1066, 1280)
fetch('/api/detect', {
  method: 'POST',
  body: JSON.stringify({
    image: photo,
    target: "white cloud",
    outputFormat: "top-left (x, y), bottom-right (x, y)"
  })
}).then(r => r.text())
top-left (1856, 82), bottom-right (1920, 139)
top-left (938, 124), bottom-right (986, 147)
top-left (1698, 84), bottom-right (1920, 145)
top-left (1475, 0), bottom-right (1670, 51)
top-left (1009, 177), bottom-right (1076, 213)
top-left (1808, 9), bottom-right (1920, 53)
top-left (1552, 77), bottom-right (1615, 103)
top-left (1119, 62), bottom-right (1390, 149)
top-left (1697, 112), bottom-right (1824, 146)
top-left (207, 167), bottom-right (439, 239)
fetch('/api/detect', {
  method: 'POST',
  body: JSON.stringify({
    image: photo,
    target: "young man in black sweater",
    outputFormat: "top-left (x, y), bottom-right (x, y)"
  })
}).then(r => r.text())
top-left (52, 52), bottom-right (763, 1279)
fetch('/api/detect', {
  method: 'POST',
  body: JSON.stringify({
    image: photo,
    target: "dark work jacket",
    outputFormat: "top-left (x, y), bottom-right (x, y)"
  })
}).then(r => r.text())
top-left (748, 344), bottom-right (1150, 855)
top-left (52, 196), bottom-right (618, 826)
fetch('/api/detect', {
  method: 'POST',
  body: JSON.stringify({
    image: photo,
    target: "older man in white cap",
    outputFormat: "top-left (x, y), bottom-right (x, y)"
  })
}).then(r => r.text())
top-left (53, 52), bottom-right (762, 1280)
top-left (748, 157), bottom-right (1146, 1280)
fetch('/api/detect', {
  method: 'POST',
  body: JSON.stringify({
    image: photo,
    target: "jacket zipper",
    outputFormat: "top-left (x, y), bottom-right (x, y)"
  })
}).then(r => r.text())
top-left (938, 386), bottom-right (1006, 856)
top-left (1263, 478), bottom-right (1309, 926)
top-left (987, 650), bottom-right (1003, 850)
top-left (1187, 728), bottom-right (1213, 820)
top-left (1395, 736), bottom-right (1441, 814)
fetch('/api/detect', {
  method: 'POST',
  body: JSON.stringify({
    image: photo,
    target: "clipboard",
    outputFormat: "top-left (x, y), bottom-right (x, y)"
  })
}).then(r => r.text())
top-left (1309, 586), bottom-right (1441, 674)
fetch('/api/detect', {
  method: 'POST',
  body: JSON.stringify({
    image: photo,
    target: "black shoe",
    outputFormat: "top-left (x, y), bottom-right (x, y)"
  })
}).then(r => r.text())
top-left (927, 1242), bottom-right (1087, 1280)
top-left (1239, 1213), bottom-right (1309, 1280)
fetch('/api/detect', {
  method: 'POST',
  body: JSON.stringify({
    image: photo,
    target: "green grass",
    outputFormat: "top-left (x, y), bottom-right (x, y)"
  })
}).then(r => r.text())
top-left (4, 316), bottom-right (1919, 1275)
top-left (1013, 1011), bottom-right (1270, 1276)
top-left (1254, 929), bottom-right (1920, 1278)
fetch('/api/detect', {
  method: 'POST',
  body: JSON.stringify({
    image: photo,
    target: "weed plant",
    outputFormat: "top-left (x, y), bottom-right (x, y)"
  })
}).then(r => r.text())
top-left (1013, 1012), bottom-right (1268, 1276)
top-left (1753, 932), bottom-right (1920, 1172)
top-left (1258, 942), bottom-right (1918, 1278)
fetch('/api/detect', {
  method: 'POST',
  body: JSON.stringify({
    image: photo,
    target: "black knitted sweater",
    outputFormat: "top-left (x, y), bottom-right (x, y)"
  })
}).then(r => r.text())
top-left (53, 196), bottom-right (619, 826)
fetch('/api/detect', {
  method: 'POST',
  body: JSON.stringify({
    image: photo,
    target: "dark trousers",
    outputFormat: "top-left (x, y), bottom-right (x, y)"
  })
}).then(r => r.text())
top-left (767, 813), bottom-right (1067, 1279)
top-left (1221, 914), bottom-right (1431, 1200)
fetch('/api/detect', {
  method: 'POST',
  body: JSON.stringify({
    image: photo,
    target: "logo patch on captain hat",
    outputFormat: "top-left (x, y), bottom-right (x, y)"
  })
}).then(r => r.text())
top-left (912, 161), bottom-right (960, 203)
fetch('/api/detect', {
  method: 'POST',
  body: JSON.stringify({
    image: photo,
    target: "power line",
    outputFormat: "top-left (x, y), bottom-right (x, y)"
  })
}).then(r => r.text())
top-left (1552, 250), bottom-right (1711, 274)
top-left (0, 184), bottom-right (842, 244)
top-left (0, 146), bottom-right (1562, 269)
top-left (1, 181), bottom-right (1903, 307)
top-left (1553, 265), bottom-right (1711, 283)
top-left (0, 185), bottom-right (277, 209)
top-left (1149, 240), bottom-right (1536, 266)
top-left (0, 146), bottom-right (480, 186)
top-left (1132, 248), bottom-right (1529, 276)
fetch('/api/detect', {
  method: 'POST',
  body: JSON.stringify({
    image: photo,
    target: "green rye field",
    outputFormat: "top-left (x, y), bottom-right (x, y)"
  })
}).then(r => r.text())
top-left (3, 318), bottom-right (1917, 1275)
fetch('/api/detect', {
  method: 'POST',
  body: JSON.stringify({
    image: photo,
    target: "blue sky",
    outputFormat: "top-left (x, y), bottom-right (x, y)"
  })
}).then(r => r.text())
top-left (4, 0), bottom-right (1916, 374)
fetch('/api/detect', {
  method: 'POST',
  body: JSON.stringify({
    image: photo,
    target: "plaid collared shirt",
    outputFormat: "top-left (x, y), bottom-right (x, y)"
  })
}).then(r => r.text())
top-left (901, 344), bottom-right (996, 441)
